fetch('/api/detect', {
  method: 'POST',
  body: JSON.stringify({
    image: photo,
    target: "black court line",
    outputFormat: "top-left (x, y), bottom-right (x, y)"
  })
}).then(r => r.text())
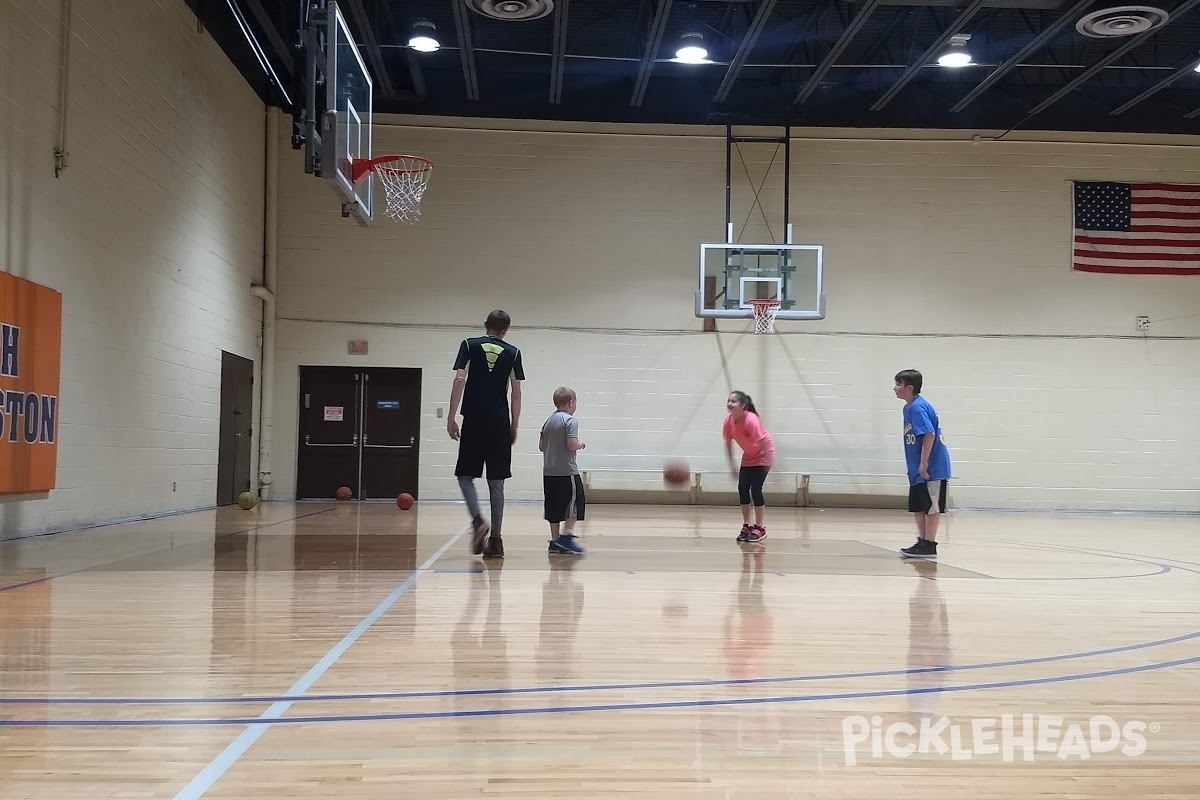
top-left (0, 506), bottom-right (338, 595)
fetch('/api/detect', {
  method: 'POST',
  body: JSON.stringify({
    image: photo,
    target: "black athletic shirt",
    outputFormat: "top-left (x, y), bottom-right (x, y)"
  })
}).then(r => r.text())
top-left (453, 335), bottom-right (525, 420)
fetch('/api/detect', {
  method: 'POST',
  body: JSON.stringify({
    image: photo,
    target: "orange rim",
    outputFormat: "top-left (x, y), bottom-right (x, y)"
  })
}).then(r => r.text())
top-left (350, 154), bottom-right (433, 183)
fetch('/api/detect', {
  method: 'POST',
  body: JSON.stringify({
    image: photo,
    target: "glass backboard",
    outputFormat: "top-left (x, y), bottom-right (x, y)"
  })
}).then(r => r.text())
top-left (696, 243), bottom-right (825, 320)
top-left (320, 2), bottom-right (373, 226)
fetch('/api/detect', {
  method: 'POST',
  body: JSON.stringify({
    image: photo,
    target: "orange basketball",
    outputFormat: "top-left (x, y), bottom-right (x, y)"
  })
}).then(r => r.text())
top-left (396, 492), bottom-right (414, 510)
top-left (663, 459), bottom-right (690, 486)
top-left (336, 486), bottom-right (353, 501)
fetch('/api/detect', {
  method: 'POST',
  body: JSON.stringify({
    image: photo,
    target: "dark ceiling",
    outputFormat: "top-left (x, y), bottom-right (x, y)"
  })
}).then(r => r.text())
top-left (188, 0), bottom-right (1200, 134)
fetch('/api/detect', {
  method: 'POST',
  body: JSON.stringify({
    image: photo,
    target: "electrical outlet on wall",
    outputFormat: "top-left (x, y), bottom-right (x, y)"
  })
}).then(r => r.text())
top-left (1136, 315), bottom-right (1150, 332)
top-left (173, 481), bottom-right (177, 491)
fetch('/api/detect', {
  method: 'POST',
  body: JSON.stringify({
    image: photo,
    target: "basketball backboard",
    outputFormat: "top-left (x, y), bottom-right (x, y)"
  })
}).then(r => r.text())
top-left (318, 2), bottom-right (373, 226)
top-left (696, 242), bottom-right (825, 320)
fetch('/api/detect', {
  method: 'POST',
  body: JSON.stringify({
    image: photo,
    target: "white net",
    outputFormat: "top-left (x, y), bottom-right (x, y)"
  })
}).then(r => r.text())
top-left (374, 157), bottom-right (433, 222)
top-left (750, 300), bottom-right (781, 334)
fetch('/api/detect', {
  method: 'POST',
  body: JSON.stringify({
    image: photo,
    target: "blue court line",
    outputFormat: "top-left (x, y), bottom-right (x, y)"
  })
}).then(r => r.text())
top-left (908, 537), bottom-right (1185, 581)
top-left (995, 539), bottom-right (1200, 576)
top-left (1006, 563), bottom-right (1171, 580)
top-left (966, 538), bottom-right (1200, 581)
top-left (0, 507), bottom-right (337, 595)
top-left (3, 628), bottom-right (1198, 707)
top-left (168, 528), bottom-right (466, 800)
top-left (4, 653), bottom-right (1198, 728)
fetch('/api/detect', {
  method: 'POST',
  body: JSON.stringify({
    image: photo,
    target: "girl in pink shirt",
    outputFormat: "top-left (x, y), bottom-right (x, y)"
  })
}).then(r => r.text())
top-left (722, 391), bottom-right (775, 543)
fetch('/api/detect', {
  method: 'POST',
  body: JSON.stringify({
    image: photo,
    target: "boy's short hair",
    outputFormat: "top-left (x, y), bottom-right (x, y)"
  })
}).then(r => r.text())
top-left (553, 387), bottom-right (576, 409)
top-left (485, 309), bottom-right (511, 334)
top-left (894, 369), bottom-right (923, 394)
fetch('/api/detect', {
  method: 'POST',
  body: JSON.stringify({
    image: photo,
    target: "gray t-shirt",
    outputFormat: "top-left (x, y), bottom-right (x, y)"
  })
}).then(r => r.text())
top-left (541, 410), bottom-right (580, 476)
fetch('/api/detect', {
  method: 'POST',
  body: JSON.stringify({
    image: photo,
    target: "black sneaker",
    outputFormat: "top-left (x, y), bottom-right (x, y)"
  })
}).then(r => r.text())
top-left (483, 537), bottom-right (505, 559)
top-left (470, 517), bottom-right (490, 555)
top-left (742, 526), bottom-right (766, 543)
top-left (900, 539), bottom-right (937, 559)
top-left (736, 524), bottom-right (754, 542)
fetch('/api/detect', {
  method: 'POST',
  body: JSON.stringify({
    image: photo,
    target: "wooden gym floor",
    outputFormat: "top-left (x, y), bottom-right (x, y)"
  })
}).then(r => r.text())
top-left (1, 501), bottom-right (1198, 798)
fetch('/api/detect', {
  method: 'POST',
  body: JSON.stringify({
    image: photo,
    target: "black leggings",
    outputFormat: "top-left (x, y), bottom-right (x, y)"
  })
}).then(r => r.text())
top-left (738, 466), bottom-right (770, 507)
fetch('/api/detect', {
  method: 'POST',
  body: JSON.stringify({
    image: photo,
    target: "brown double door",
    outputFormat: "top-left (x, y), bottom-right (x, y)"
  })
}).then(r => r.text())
top-left (295, 366), bottom-right (422, 501)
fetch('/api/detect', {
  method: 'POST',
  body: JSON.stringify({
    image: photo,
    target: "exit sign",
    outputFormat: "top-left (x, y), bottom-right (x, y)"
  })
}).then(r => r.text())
top-left (348, 339), bottom-right (368, 355)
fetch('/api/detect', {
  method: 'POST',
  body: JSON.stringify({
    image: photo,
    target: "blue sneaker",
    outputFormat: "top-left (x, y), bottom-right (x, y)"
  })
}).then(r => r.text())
top-left (549, 535), bottom-right (585, 555)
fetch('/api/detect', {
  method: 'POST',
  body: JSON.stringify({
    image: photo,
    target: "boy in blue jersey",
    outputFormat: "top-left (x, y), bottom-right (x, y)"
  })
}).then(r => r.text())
top-left (893, 369), bottom-right (951, 559)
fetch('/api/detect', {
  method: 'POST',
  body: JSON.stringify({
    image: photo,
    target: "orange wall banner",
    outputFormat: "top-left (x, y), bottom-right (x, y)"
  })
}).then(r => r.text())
top-left (0, 272), bottom-right (62, 494)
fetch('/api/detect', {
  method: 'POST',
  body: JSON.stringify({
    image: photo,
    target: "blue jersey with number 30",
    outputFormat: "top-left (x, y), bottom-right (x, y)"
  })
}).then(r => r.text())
top-left (902, 396), bottom-right (951, 485)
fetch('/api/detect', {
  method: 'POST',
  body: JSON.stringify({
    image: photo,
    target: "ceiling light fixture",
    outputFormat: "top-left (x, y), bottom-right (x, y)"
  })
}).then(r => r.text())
top-left (408, 20), bottom-right (440, 53)
top-left (674, 33), bottom-right (709, 64)
top-left (937, 33), bottom-right (972, 68)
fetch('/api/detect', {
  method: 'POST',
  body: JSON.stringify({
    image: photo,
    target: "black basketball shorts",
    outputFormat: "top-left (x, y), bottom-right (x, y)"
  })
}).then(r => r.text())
top-left (908, 480), bottom-right (948, 514)
top-left (454, 417), bottom-right (512, 480)
top-left (544, 474), bottom-right (586, 523)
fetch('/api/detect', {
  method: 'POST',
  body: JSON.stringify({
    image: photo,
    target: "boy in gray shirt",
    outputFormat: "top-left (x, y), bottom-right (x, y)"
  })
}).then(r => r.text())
top-left (540, 387), bottom-right (586, 555)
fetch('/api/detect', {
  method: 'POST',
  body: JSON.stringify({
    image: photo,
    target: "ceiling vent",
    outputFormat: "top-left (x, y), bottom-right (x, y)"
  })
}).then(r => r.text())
top-left (1075, 5), bottom-right (1169, 37)
top-left (466, 0), bottom-right (554, 21)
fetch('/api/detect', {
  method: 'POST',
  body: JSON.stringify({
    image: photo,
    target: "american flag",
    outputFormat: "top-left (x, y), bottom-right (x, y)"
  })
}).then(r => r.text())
top-left (1072, 181), bottom-right (1200, 275)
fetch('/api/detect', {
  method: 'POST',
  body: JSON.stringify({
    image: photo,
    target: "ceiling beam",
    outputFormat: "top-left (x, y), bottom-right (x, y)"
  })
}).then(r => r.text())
top-left (768, 0), bottom-right (834, 89)
top-left (948, 1), bottom-right (1089, 112)
top-left (631, 0), bottom-right (673, 107)
top-left (793, 0), bottom-right (882, 104)
top-left (451, 0), bottom-right (481, 101)
top-left (339, 0), bottom-right (396, 98)
top-left (869, 0), bottom-right (987, 112)
top-left (856, 8), bottom-right (915, 67)
top-left (241, 0), bottom-right (295, 76)
top-left (714, 0), bottom-right (778, 103)
top-left (1023, 0), bottom-right (1200, 119)
top-left (405, 50), bottom-right (428, 101)
top-left (550, 0), bottom-right (571, 103)
top-left (375, 1), bottom-right (426, 101)
top-left (1110, 54), bottom-right (1200, 115)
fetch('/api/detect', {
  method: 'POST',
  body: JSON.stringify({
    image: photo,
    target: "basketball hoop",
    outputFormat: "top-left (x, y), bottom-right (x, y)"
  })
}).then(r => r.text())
top-left (749, 298), bottom-right (781, 334)
top-left (351, 154), bottom-right (434, 223)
